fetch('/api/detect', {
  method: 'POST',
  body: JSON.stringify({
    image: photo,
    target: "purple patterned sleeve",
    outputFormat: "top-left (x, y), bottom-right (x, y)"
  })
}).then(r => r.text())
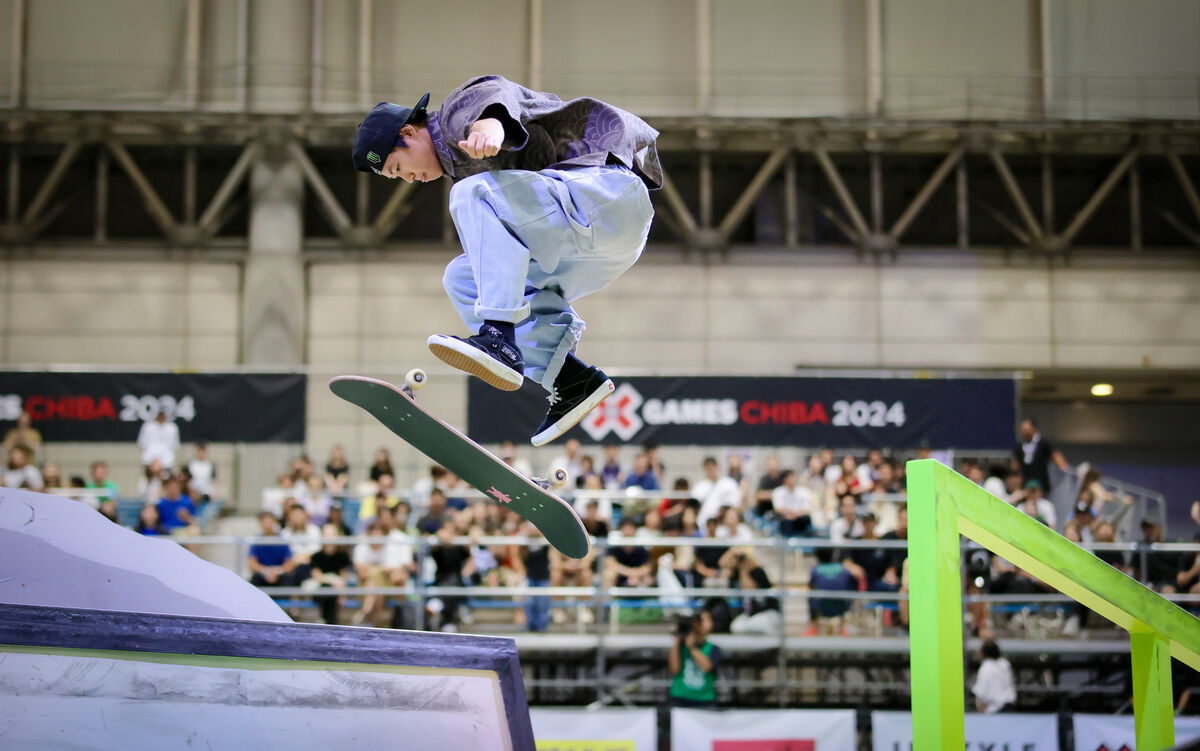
top-left (440, 75), bottom-right (534, 150)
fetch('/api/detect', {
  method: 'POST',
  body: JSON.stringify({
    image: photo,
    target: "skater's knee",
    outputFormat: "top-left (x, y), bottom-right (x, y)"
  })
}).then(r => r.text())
top-left (447, 173), bottom-right (495, 219)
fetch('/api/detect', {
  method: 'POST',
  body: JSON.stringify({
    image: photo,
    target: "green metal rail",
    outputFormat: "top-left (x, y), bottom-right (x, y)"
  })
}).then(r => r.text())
top-left (906, 458), bottom-right (1200, 750)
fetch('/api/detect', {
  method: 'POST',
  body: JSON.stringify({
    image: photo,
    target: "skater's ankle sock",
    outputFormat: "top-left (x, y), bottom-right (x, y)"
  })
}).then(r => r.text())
top-left (482, 320), bottom-right (515, 343)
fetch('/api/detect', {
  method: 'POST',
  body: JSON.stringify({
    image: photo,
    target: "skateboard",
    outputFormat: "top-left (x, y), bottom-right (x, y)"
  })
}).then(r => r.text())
top-left (329, 372), bottom-right (591, 559)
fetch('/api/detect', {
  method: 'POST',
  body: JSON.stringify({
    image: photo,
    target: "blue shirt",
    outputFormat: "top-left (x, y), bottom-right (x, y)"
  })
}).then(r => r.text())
top-left (156, 496), bottom-right (196, 530)
top-left (623, 471), bottom-right (660, 491)
top-left (249, 542), bottom-right (292, 568)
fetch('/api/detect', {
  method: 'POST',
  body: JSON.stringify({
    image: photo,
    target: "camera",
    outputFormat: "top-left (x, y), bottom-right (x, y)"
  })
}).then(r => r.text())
top-left (675, 614), bottom-right (692, 638)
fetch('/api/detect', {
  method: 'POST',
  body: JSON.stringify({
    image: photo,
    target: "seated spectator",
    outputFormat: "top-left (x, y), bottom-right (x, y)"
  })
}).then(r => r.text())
top-left (358, 472), bottom-right (401, 526)
top-left (832, 455), bottom-right (866, 498)
top-left (807, 546), bottom-right (858, 632)
top-left (300, 473), bottom-right (333, 526)
top-left (498, 441), bottom-right (534, 478)
top-left (1177, 533), bottom-right (1200, 595)
top-left (368, 447), bottom-right (394, 483)
top-left (828, 495), bottom-right (864, 544)
top-left (468, 525), bottom-right (500, 586)
top-left (326, 500), bottom-right (352, 536)
top-left (135, 504), bottom-right (166, 536)
top-left (880, 506), bottom-right (909, 624)
top-left (600, 443), bottom-right (623, 488)
top-left (305, 524), bottom-right (352, 624)
top-left (86, 461), bottom-right (120, 517)
top-left (248, 512), bottom-right (299, 588)
top-left (281, 505), bottom-right (322, 579)
top-left (695, 457), bottom-right (742, 526)
top-left (623, 452), bottom-right (660, 491)
top-left (1092, 520), bottom-right (1129, 574)
top-left (692, 517), bottom-right (728, 586)
top-left (187, 442), bottom-right (217, 503)
top-left (575, 454), bottom-right (598, 489)
top-left (754, 454), bottom-right (784, 517)
top-left (417, 489), bottom-right (452, 534)
top-left (771, 470), bottom-right (818, 536)
top-left (440, 471), bottom-right (469, 512)
top-left (581, 499), bottom-right (610, 539)
top-left (41, 461), bottom-right (64, 490)
top-left (720, 547), bottom-right (780, 634)
top-left (604, 518), bottom-right (653, 589)
top-left (846, 512), bottom-right (894, 591)
top-left (323, 444), bottom-right (350, 494)
top-left (1017, 480), bottom-right (1056, 529)
top-left (155, 475), bottom-right (196, 532)
top-left (352, 522), bottom-right (390, 626)
top-left (680, 506), bottom-right (702, 538)
top-left (801, 452), bottom-right (833, 506)
top-left (874, 459), bottom-right (904, 495)
top-left (983, 464), bottom-right (1009, 499)
top-left (139, 459), bottom-right (168, 503)
top-left (714, 506), bottom-right (754, 541)
top-left (1137, 519), bottom-right (1178, 594)
top-left (1064, 503), bottom-right (1096, 544)
top-left (2, 447), bottom-right (43, 490)
top-left (637, 509), bottom-right (663, 539)
top-left (3, 411), bottom-right (42, 462)
top-left (856, 449), bottom-right (884, 490)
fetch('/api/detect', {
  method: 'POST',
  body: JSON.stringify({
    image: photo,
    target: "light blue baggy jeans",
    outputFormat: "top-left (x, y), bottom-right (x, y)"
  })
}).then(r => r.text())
top-left (443, 165), bottom-right (653, 391)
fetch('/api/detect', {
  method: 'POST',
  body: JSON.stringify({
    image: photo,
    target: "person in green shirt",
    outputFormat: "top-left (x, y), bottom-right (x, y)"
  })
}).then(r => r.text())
top-left (667, 610), bottom-right (720, 707)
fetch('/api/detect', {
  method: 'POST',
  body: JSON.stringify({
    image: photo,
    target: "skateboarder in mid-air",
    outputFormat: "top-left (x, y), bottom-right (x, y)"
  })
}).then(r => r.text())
top-left (352, 75), bottom-right (660, 446)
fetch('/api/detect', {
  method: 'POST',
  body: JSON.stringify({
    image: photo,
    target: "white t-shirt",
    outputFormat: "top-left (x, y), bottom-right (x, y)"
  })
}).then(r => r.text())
top-left (855, 463), bottom-right (877, 489)
top-left (282, 523), bottom-right (322, 561)
top-left (695, 476), bottom-right (742, 525)
top-left (384, 529), bottom-right (415, 570)
top-left (188, 459), bottom-right (216, 496)
top-left (771, 485), bottom-right (816, 518)
top-left (972, 657), bottom-right (1016, 713)
top-left (2, 464), bottom-right (43, 490)
top-left (137, 420), bottom-right (180, 468)
top-left (829, 516), bottom-right (864, 544)
top-left (983, 476), bottom-right (1008, 501)
top-left (353, 541), bottom-right (387, 568)
top-left (714, 523), bottom-right (754, 541)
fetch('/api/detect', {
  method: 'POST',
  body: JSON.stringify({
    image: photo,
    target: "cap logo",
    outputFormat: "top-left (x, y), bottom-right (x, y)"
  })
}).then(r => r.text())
top-left (367, 151), bottom-right (381, 164)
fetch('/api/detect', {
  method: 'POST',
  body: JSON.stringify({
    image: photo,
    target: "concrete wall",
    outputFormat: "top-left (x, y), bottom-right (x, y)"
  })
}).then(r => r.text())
top-left (9, 0), bottom-right (1200, 118)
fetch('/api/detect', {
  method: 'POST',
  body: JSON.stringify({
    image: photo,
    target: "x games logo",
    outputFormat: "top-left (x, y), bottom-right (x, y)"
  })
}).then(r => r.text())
top-left (581, 383), bottom-right (643, 441)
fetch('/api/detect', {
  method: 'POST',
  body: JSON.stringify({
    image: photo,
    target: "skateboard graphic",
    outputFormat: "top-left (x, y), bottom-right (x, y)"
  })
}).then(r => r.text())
top-left (329, 373), bottom-right (591, 559)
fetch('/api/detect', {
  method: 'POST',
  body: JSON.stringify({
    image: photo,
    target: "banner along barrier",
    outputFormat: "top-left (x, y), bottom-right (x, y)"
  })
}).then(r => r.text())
top-left (1073, 714), bottom-right (1200, 751)
top-left (530, 707), bottom-right (656, 751)
top-left (906, 459), bottom-right (1200, 751)
top-left (0, 371), bottom-right (306, 443)
top-left (671, 708), bottom-right (856, 751)
top-left (872, 711), bottom-right (1059, 751)
top-left (469, 375), bottom-right (1016, 448)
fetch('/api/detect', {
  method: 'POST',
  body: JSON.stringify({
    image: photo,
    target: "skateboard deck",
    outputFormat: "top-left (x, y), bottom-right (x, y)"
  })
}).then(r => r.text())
top-left (329, 374), bottom-right (590, 559)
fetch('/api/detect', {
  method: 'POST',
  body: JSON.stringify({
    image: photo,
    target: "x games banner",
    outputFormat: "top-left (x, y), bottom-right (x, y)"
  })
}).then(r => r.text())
top-left (469, 376), bottom-right (1015, 449)
top-left (0, 372), bottom-right (306, 443)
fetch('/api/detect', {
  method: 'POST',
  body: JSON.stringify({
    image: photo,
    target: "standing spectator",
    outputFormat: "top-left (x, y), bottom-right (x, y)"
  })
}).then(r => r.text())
top-left (600, 443), bottom-right (624, 488)
top-left (2, 447), bottom-right (43, 490)
top-left (667, 611), bottom-right (719, 708)
top-left (623, 452), bottom-right (661, 495)
top-left (187, 442), bottom-right (217, 503)
top-left (324, 444), bottom-right (350, 493)
top-left (368, 448), bottom-right (395, 483)
top-left (155, 475), bottom-right (196, 532)
top-left (771, 469), bottom-right (818, 537)
top-left (972, 640), bottom-right (1016, 713)
top-left (135, 505), bottom-right (166, 536)
top-left (137, 410), bottom-right (180, 470)
top-left (1012, 418), bottom-right (1067, 493)
top-left (3, 411), bottom-right (42, 462)
top-left (828, 495), bottom-right (864, 544)
top-left (754, 454), bottom-right (785, 518)
top-left (248, 512), bottom-right (299, 588)
top-left (306, 524), bottom-right (353, 624)
top-left (521, 522), bottom-right (553, 632)
top-left (604, 518), bottom-right (653, 589)
top-left (695, 457), bottom-right (742, 525)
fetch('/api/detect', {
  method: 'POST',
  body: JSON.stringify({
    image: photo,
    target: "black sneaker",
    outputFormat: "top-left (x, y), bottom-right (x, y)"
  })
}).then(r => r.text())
top-left (531, 365), bottom-right (615, 446)
top-left (427, 325), bottom-right (524, 391)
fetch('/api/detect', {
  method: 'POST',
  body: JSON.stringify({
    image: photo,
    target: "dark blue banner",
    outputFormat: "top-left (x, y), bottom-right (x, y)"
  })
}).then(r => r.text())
top-left (469, 376), bottom-right (1016, 449)
top-left (0, 372), bottom-right (306, 443)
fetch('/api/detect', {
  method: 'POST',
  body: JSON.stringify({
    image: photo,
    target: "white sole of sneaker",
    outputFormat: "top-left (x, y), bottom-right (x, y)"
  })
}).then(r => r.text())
top-left (427, 335), bottom-right (524, 391)
top-left (530, 378), bottom-right (615, 446)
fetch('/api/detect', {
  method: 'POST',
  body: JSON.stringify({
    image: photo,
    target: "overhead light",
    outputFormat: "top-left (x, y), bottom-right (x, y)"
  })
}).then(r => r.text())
top-left (1091, 383), bottom-right (1114, 397)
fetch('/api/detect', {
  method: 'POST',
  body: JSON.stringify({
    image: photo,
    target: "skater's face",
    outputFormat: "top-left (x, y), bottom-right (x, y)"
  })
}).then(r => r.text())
top-left (380, 124), bottom-right (443, 183)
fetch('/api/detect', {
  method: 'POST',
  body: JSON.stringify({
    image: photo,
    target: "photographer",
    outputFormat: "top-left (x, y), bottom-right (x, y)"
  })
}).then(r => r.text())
top-left (667, 611), bottom-right (720, 708)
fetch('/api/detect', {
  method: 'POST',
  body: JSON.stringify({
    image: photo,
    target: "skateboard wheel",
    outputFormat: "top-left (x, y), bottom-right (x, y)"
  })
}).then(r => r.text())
top-left (404, 369), bottom-right (427, 391)
top-left (551, 468), bottom-right (569, 489)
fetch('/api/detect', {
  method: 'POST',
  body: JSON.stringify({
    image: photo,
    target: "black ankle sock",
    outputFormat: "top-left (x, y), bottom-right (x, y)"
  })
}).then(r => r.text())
top-left (483, 320), bottom-right (515, 342)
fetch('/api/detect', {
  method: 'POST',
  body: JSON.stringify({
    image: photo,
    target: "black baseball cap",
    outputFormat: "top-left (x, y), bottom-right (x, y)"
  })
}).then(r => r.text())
top-left (352, 93), bottom-right (430, 174)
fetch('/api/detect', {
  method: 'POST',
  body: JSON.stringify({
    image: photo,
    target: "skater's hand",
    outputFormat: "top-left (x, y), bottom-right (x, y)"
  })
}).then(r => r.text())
top-left (459, 118), bottom-right (504, 158)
